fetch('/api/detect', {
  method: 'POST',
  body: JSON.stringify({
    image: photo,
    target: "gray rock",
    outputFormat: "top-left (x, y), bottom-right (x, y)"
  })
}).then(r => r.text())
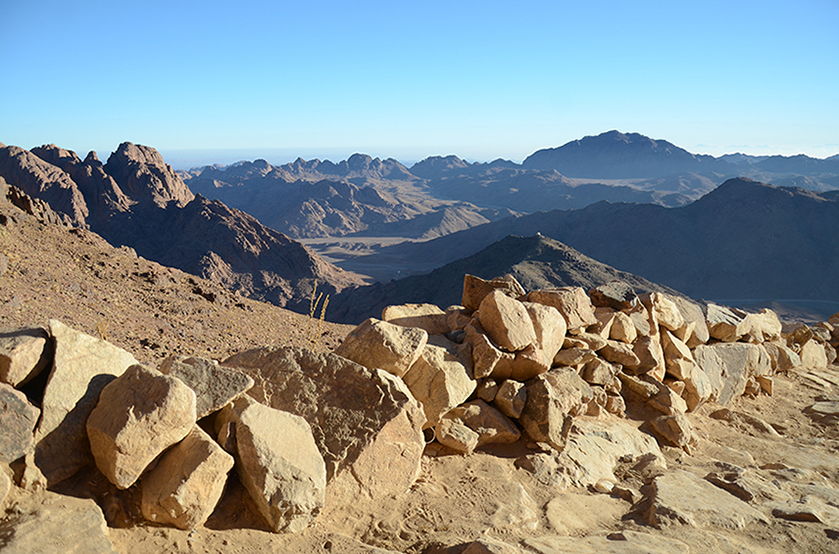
top-left (141, 426), bottom-right (234, 530)
top-left (0, 490), bottom-right (118, 553)
top-left (34, 320), bottom-right (138, 486)
top-left (0, 383), bottom-right (40, 462)
top-left (222, 346), bottom-right (425, 502)
top-left (158, 355), bottom-right (254, 418)
top-left (216, 395), bottom-right (325, 533)
top-left (87, 364), bottom-right (197, 489)
top-left (0, 326), bottom-right (51, 387)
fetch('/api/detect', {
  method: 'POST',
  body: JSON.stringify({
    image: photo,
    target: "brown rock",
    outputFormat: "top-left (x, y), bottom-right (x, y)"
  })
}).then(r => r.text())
top-left (660, 329), bottom-right (696, 381)
top-left (527, 287), bottom-right (597, 332)
top-left (34, 320), bottom-right (139, 486)
top-left (600, 340), bottom-right (641, 370)
top-left (222, 346), bottom-right (425, 501)
top-left (216, 395), bottom-right (325, 533)
top-left (141, 426), bottom-right (234, 530)
top-left (0, 382), bottom-right (40, 462)
top-left (443, 400), bottom-right (520, 446)
top-left (494, 379), bottom-right (527, 419)
top-left (632, 335), bottom-right (666, 380)
top-left (334, 317), bottom-right (427, 378)
top-left (87, 364), bottom-right (197, 489)
top-left (479, 290), bottom-right (537, 352)
top-left (158, 355), bottom-right (254, 418)
top-left (0, 326), bottom-right (51, 387)
top-left (763, 341), bottom-right (802, 372)
top-left (705, 304), bottom-right (745, 342)
top-left (647, 386), bottom-right (688, 416)
top-left (582, 358), bottom-right (616, 386)
top-left (509, 344), bottom-right (551, 381)
top-left (589, 280), bottom-right (640, 311)
top-left (435, 418), bottom-right (480, 455)
top-left (518, 368), bottom-right (592, 450)
top-left (640, 292), bottom-right (685, 332)
top-left (462, 274), bottom-right (526, 312)
top-left (553, 347), bottom-right (596, 367)
top-left (465, 323), bottom-right (503, 379)
top-left (382, 303), bottom-right (449, 335)
top-left (610, 312), bottom-right (637, 344)
top-left (475, 379), bottom-right (499, 402)
top-left (445, 305), bottom-right (472, 331)
top-left (593, 307), bottom-right (616, 339)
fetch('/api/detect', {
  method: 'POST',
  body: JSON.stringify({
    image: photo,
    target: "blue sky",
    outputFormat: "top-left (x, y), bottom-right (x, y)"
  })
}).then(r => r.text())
top-left (1, 0), bottom-right (837, 167)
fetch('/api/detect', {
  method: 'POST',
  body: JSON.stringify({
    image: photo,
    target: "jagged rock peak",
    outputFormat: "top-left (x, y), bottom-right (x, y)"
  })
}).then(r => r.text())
top-left (30, 144), bottom-right (82, 167)
top-left (84, 151), bottom-right (101, 165)
top-left (104, 142), bottom-right (194, 208)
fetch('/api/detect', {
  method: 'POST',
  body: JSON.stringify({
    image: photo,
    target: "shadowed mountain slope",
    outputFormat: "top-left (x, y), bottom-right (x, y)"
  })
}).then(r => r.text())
top-left (328, 234), bottom-right (680, 324)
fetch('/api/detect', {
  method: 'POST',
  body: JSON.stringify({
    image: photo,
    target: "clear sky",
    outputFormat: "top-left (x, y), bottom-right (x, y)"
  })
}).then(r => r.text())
top-left (1, 0), bottom-right (837, 167)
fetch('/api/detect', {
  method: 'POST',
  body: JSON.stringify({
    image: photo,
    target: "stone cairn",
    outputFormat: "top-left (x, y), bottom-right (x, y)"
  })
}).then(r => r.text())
top-left (1, 275), bottom-right (838, 546)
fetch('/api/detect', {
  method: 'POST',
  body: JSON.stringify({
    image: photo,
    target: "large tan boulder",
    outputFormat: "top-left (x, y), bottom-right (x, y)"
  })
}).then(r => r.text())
top-left (740, 309), bottom-right (783, 343)
top-left (87, 364), bottom-right (197, 489)
top-left (34, 320), bottom-right (139, 486)
top-left (523, 301), bottom-right (567, 364)
top-left (0, 326), bottom-right (51, 387)
top-left (403, 336), bottom-right (476, 429)
top-left (334, 318), bottom-right (427, 378)
top-left (801, 340), bottom-right (828, 369)
top-left (0, 382), bottom-right (40, 463)
top-left (671, 296), bottom-right (710, 346)
top-left (494, 379), bottom-right (527, 419)
top-left (763, 341), bottom-right (802, 372)
top-left (462, 274), bottom-right (526, 312)
top-left (589, 281), bottom-right (640, 311)
top-left (705, 304), bottom-right (745, 342)
top-left (465, 323), bottom-right (504, 379)
top-left (600, 340), bottom-right (641, 370)
top-left (479, 290), bottom-right (537, 352)
top-left (660, 329), bottom-right (696, 381)
top-left (527, 287), bottom-right (597, 332)
top-left (518, 368), bottom-right (592, 451)
top-left (216, 396), bottom-right (325, 533)
top-left (222, 346), bottom-right (425, 502)
top-left (434, 418), bottom-right (480, 455)
top-left (441, 400), bottom-right (520, 447)
top-left (640, 293), bottom-right (684, 332)
top-left (382, 303), bottom-right (449, 335)
top-left (158, 355), bottom-right (254, 418)
top-left (693, 343), bottom-right (771, 406)
top-left (610, 312), bottom-right (637, 344)
top-left (632, 336), bottom-right (666, 380)
top-left (141, 426), bottom-right (234, 530)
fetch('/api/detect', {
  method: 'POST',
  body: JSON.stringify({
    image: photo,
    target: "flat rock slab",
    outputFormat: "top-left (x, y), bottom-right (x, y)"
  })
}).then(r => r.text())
top-left (525, 530), bottom-right (689, 554)
top-left (0, 382), bottom-right (40, 462)
top-left (158, 355), bottom-right (254, 418)
top-left (34, 320), bottom-right (139, 485)
top-left (0, 325), bottom-right (51, 387)
top-left (0, 490), bottom-right (118, 553)
top-left (646, 470), bottom-right (769, 529)
top-left (222, 346), bottom-right (425, 502)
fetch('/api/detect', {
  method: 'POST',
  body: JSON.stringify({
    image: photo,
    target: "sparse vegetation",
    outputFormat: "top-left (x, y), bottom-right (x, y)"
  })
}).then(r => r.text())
top-left (306, 280), bottom-right (330, 351)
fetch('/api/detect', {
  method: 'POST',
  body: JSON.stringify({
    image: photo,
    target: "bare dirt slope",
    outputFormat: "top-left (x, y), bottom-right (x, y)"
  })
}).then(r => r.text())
top-left (3, 196), bottom-right (839, 554)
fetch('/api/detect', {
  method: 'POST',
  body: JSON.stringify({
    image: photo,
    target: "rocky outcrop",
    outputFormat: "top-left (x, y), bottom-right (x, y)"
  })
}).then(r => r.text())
top-left (103, 142), bottom-right (194, 209)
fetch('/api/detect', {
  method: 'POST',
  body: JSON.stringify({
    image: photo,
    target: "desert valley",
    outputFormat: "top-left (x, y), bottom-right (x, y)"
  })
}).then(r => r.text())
top-left (2, 132), bottom-right (839, 553)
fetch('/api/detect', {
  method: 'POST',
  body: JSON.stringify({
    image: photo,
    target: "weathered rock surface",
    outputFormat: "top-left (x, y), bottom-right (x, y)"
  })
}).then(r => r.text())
top-left (0, 326), bottom-right (51, 387)
top-left (641, 292), bottom-right (685, 332)
top-left (494, 379), bottom-right (527, 419)
top-left (0, 383), bottom-right (40, 462)
top-left (34, 320), bottom-right (139, 485)
top-left (660, 329), bottom-right (695, 380)
top-left (705, 304), bottom-right (745, 342)
top-left (443, 400), bottom-right (520, 446)
top-left (435, 418), bottom-right (480, 454)
top-left (763, 341), bottom-right (802, 372)
top-left (87, 364), bottom-right (196, 489)
top-left (216, 395), bottom-right (325, 533)
top-left (462, 537), bottom-right (526, 553)
top-left (141, 425), bottom-right (234, 530)
top-left (646, 470), bottom-right (769, 528)
top-left (518, 369), bottom-right (592, 450)
top-left (527, 287), bottom-right (597, 331)
top-left (650, 414), bottom-right (694, 449)
top-left (0, 490), bottom-right (118, 553)
top-left (479, 290), bottom-right (537, 352)
top-left (334, 318), bottom-right (427, 378)
top-left (403, 336), bottom-right (476, 428)
top-left (693, 343), bottom-right (769, 406)
top-left (525, 530), bottom-right (689, 554)
top-left (589, 280), bottom-right (640, 311)
top-left (222, 346), bottom-right (425, 501)
top-left (610, 311), bottom-right (637, 344)
top-left (158, 355), bottom-right (254, 418)
top-left (600, 340), bottom-right (641, 370)
top-left (800, 340), bottom-right (828, 368)
top-left (381, 303), bottom-right (449, 335)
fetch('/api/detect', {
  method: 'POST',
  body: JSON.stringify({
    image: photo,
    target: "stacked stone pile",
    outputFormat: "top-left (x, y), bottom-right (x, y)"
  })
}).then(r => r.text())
top-left (1, 276), bottom-right (838, 549)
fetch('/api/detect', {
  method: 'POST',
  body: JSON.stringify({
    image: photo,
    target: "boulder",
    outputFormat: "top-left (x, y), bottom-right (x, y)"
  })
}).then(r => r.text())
top-left (158, 355), bottom-right (254, 418)
top-left (801, 340), bottom-right (828, 369)
top-left (462, 274), bottom-right (526, 312)
top-left (650, 414), bottom-right (694, 449)
top-left (575, 332), bottom-right (607, 352)
top-left (382, 303), bottom-right (449, 335)
top-left (682, 367), bottom-right (713, 412)
top-left (581, 358), bottom-right (616, 386)
top-left (600, 340), bottom-right (641, 370)
top-left (518, 368), bottom-right (592, 450)
top-left (693, 343), bottom-right (770, 406)
top-left (0, 490), bottom-right (118, 553)
top-left (222, 346), bottom-right (425, 501)
top-left (0, 325), bottom-right (51, 387)
top-left (434, 418), bottom-right (480, 455)
top-left (523, 301), bottom-right (567, 363)
top-left (588, 280), bottom-right (640, 311)
top-left (34, 320), bottom-right (139, 486)
top-left (87, 364), bottom-right (197, 489)
top-left (527, 287), bottom-right (597, 332)
top-left (609, 312), bottom-right (637, 344)
top-left (141, 426), bottom-right (234, 530)
top-left (0, 382), bottom-right (40, 462)
top-left (763, 341), bottom-right (802, 372)
top-left (476, 379), bottom-right (499, 402)
top-left (403, 336), bottom-right (476, 429)
top-left (628, 305), bottom-right (653, 337)
top-left (741, 309), bottom-right (783, 343)
top-left (705, 304), bottom-right (745, 342)
top-left (216, 395), bottom-right (325, 533)
top-left (442, 400), bottom-right (520, 446)
top-left (446, 305), bottom-right (472, 331)
top-left (647, 386), bottom-right (688, 416)
top-left (494, 379), bottom-right (527, 419)
top-left (509, 344), bottom-right (551, 381)
top-left (478, 290), bottom-right (537, 352)
top-left (671, 296), bottom-right (710, 346)
top-left (660, 329), bottom-right (696, 381)
top-left (632, 336), bottom-right (666, 379)
top-left (592, 307), bottom-right (616, 339)
top-left (640, 292), bottom-right (685, 332)
top-left (646, 470), bottom-right (769, 528)
top-left (334, 318), bottom-right (428, 378)
top-left (553, 347), bottom-right (596, 367)
top-left (465, 323), bottom-right (504, 379)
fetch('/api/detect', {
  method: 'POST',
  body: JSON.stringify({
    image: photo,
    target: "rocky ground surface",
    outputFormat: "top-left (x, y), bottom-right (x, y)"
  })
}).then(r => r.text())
top-left (3, 189), bottom-right (839, 554)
